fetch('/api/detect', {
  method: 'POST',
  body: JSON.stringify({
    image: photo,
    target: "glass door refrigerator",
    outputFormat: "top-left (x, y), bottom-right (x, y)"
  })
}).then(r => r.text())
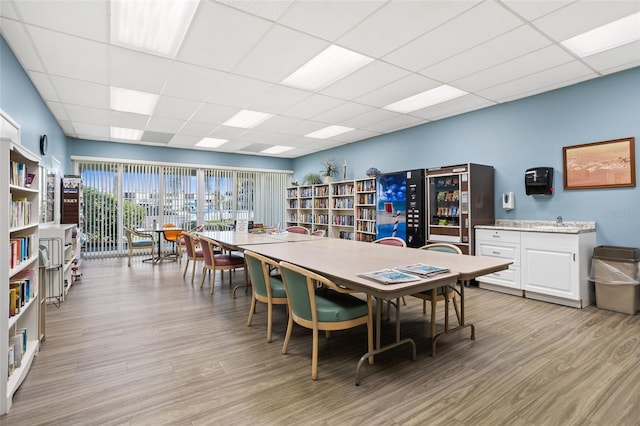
top-left (376, 169), bottom-right (425, 248)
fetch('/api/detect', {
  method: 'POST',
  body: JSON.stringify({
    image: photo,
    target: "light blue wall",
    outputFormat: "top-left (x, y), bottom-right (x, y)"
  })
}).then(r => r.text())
top-left (293, 67), bottom-right (640, 247)
top-left (0, 36), bottom-right (68, 171)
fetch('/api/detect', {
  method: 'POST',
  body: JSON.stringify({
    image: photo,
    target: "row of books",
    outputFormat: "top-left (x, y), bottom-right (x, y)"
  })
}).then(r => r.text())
top-left (357, 193), bottom-right (375, 204)
top-left (356, 179), bottom-right (375, 192)
top-left (10, 236), bottom-right (33, 269)
top-left (9, 275), bottom-right (32, 317)
top-left (8, 328), bottom-right (28, 377)
top-left (338, 231), bottom-right (355, 240)
top-left (332, 199), bottom-right (354, 209)
top-left (332, 215), bottom-right (354, 226)
top-left (356, 221), bottom-right (376, 233)
top-left (356, 208), bottom-right (375, 221)
top-left (358, 263), bottom-right (450, 284)
top-left (331, 184), bottom-right (354, 196)
top-left (9, 160), bottom-right (35, 188)
top-left (10, 198), bottom-right (33, 228)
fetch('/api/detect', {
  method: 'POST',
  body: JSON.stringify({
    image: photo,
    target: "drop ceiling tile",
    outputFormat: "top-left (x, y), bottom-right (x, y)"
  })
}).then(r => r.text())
top-left (154, 96), bottom-right (202, 121)
top-left (340, 108), bottom-right (402, 129)
top-left (177, 120), bottom-right (218, 137)
top-left (312, 102), bottom-right (373, 124)
top-left (49, 75), bottom-right (109, 109)
top-left (57, 120), bottom-right (75, 135)
top-left (330, 128), bottom-right (379, 143)
top-left (177, 0), bottom-right (273, 72)
top-left (533, 1), bottom-right (640, 42)
top-left (218, 0), bottom-right (292, 22)
top-left (282, 94), bottom-right (345, 120)
top-left (64, 104), bottom-right (110, 125)
top-left (45, 101), bottom-right (69, 122)
top-left (141, 131), bottom-right (174, 144)
top-left (286, 120), bottom-right (335, 137)
top-left (419, 25), bottom-right (551, 83)
top-left (162, 62), bottom-right (227, 101)
top-left (501, 1), bottom-right (571, 21)
top-left (145, 116), bottom-right (185, 134)
top-left (409, 94), bottom-right (495, 121)
top-left (278, 0), bottom-right (384, 41)
top-left (0, 1), bottom-right (19, 19)
top-left (355, 73), bottom-right (440, 108)
top-left (253, 115), bottom-right (304, 134)
top-left (321, 60), bottom-right (411, 100)
top-left (383, 1), bottom-right (523, 72)
top-left (233, 25), bottom-right (329, 83)
top-left (10, 0), bottom-right (108, 42)
top-left (0, 18), bottom-right (45, 72)
top-left (26, 25), bottom-right (108, 84)
top-left (108, 110), bottom-right (150, 130)
top-left (190, 103), bottom-right (238, 125)
top-left (206, 74), bottom-right (273, 108)
top-left (477, 61), bottom-right (596, 103)
top-left (581, 41), bottom-right (640, 74)
top-left (362, 114), bottom-right (427, 133)
top-left (167, 134), bottom-right (200, 148)
top-left (338, 0), bottom-right (480, 58)
top-left (236, 129), bottom-right (293, 144)
top-left (453, 45), bottom-right (575, 93)
top-left (247, 84), bottom-right (311, 114)
top-left (27, 71), bottom-right (59, 102)
top-left (208, 126), bottom-right (246, 140)
top-left (108, 46), bottom-right (173, 93)
top-left (74, 122), bottom-right (110, 138)
top-left (239, 143), bottom-right (271, 153)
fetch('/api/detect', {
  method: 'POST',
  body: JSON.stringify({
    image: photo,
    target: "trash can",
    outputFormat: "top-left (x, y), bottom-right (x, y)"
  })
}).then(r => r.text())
top-left (591, 246), bottom-right (640, 314)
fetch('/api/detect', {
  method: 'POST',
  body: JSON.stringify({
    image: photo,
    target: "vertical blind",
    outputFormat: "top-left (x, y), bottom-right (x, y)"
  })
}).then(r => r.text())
top-left (75, 159), bottom-right (289, 259)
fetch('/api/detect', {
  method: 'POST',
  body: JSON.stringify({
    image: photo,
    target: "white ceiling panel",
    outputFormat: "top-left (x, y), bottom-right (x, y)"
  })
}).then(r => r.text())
top-left (177, 1), bottom-right (273, 72)
top-left (9, 0), bottom-right (108, 42)
top-left (2, 0), bottom-right (637, 158)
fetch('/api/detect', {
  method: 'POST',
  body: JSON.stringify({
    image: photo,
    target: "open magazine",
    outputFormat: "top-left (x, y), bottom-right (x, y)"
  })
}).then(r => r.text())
top-left (357, 269), bottom-right (421, 285)
top-left (394, 263), bottom-right (450, 277)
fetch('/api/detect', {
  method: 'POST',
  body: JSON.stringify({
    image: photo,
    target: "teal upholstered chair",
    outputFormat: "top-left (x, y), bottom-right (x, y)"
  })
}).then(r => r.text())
top-left (279, 261), bottom-right (373, 380)
top-left (245, 251), bottom-right (288, 343)
top-left (124, 227), bottom-right (155, 267)
top-left (411, 243), bottom-right (462, 338)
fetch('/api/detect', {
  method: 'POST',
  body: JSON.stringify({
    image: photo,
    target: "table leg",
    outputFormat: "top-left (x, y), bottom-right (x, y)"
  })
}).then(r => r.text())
top-left (355, 296), bottom-right (416, 386)
top-left (431, 280), bottom-right (475, 357)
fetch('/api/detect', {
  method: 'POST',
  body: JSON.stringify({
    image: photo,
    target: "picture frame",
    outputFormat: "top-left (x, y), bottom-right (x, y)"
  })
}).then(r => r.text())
top-left (563, 137), bottom-right (636, 190)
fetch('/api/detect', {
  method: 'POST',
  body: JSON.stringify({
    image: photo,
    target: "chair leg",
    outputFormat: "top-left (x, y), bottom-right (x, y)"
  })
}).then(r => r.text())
top-left (210, 270), bottom-right (217, 295)
top-left (182, 259), bottom-right (189, 279)
top-left (200, 266), bottom-right (207, 289)
top-left (247, 293), bottom-right (256, 327)
top-left (430, 289), bottom-right (437, 338)
top-left (312, 327), bottom-right (319, 380)
top-left (423, 299), bottom-right (426, 314)
top-left (191, 261), bottom-right (197, 285)
top-left (128, 248), bottom-right (132, 267)
top-left (266, 301), bottom-right (273, 343)
top-left (282, 315), bottom-right (293, 354)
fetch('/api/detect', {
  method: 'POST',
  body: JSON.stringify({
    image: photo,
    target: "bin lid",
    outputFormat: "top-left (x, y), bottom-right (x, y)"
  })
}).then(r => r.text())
top-left (593, 245), bottom-right (640, 262)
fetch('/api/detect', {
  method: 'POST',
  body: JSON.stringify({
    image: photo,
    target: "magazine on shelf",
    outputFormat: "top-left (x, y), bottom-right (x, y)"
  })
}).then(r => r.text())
top-left (395, 263), bottom-right (450, 277)
top-left (357, 268), bottom-right (421, 285)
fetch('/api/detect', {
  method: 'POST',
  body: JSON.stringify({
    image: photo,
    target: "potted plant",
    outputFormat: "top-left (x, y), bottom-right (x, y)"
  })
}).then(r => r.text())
top-left (303, 172), bottom-right (322, 185)
top-left (321, 158), bottom-right (338, 183)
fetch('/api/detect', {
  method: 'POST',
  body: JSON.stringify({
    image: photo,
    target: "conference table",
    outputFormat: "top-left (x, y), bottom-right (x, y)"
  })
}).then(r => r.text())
top-left (203, 233), bottom-right (512, 385)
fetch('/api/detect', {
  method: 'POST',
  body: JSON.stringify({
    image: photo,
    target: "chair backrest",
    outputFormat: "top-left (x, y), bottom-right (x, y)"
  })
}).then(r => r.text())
top-left (163, 223), bottom-right (177, 228)
top-left (124, 227), bottom-right (133, 244)
top-left (163, 228), bottom-right (181, 241)
top-left (373, 237), bottom-right (406, 247)
top-left (244, 251), bottom-right (279, 299)
top-left (279, 261), bottom-right (318, 322)
top-left (199, 236), bottom-right (217, 267)
top-left (311, 229), bottom-right (325, 237)
top-left (181, 232), bottom-right (198, 257)
top-left (286, 226), bottom-right (309, 234)
top-left (125, 227), bottom-right (151, 243)
top-left (418, 243), bottom-right (462, 254)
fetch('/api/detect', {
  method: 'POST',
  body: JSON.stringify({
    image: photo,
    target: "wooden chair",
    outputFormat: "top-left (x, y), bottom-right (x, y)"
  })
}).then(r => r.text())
top-left (311, 229), bottom-right (325, 237)
top-left (124, 227), bottom-right (155, 267)
top-left (181, 231), bottom-right (204, 284)
top-left (199, 235), bottom-right (247, 296)
top-left (162, 224), bottom-right (182, 262)
top-left (411, 243), bottom-right (462, 338)
top-left (373, 237), bottom-right (407, 315)
top-left (286, 226), bottom-right (309, 234)
top-left (279, 261), bottom-right (373, 380)
top-left (179, 225), bottom-right (204, 254)
top-left (245, 251), bottom-right (288, 343)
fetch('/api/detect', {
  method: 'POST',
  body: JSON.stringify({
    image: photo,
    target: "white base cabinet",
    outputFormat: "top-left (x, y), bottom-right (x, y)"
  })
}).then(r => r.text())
top-left (476, 228), bottom-right (596, 308)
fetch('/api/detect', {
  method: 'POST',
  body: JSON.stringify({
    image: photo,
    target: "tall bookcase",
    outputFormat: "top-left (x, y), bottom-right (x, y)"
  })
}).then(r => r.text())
top-left (1, 111), bottom-right (40, 414)
top-left (355, 177), bottom-right (376, 242)
top-left (61, 175), bottom-right (82, 226)
top-left (286, 178), bottom-right (375, 240)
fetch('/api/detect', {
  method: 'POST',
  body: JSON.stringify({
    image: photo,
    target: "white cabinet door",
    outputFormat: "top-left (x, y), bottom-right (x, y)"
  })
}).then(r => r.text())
top-left (522, 233), bottom-right (579, 302)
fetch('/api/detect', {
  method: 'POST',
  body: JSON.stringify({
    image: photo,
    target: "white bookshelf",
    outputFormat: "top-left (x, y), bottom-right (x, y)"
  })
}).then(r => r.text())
top-left (355, 177), bottom-right (377, 242)
top-left (40, 223), bottom-right (80, 304)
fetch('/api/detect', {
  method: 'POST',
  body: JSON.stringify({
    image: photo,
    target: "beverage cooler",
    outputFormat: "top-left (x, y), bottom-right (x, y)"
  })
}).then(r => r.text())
top-left (376, 169), bottom-right (425, 248)
top-left (426, 163), bottom-right (494, 254)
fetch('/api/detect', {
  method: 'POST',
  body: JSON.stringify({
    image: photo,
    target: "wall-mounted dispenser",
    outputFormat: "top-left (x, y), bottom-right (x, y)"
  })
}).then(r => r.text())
top-left (525, 167), bottom-right (554, 195)
top-left (502, 192), bottom-right (515, 210)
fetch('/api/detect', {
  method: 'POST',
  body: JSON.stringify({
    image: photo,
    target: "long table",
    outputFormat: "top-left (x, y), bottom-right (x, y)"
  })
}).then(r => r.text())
top-left (237, 237), bottom-right (512, 384)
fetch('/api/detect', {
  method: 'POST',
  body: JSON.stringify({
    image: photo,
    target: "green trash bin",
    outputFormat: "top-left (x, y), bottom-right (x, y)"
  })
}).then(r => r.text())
top-left (591, 246), bottom-right (640, 314)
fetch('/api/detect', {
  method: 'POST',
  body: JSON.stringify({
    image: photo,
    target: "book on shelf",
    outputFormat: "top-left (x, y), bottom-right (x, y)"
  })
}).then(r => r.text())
top-left (357, 268), bottom-right (421, 284)
top-left (395, 263), bottom-right (450, 277)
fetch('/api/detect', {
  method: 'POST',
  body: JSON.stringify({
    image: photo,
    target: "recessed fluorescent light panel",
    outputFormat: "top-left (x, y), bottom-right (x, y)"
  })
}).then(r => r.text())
top-left (222, 110), bottom-right (273, 129)
top-left (110, 87), bottom-right (158, 115)
top-left (384, 85), bottom-right (468, 113)
top-left (281, 44), bottom-right (374, 91)
top-left (110, 126), bottom-right (143, 140)
top-left (111, 0), bottom-right (200, 57)
top-left (196, 137), bottom-right (229, 148)
top-left (562, 12), bottom-right (640, 58)
top-left (261, 145), bottom-right (294, 154)
top-left (305, 125), bottom-right (354, 139)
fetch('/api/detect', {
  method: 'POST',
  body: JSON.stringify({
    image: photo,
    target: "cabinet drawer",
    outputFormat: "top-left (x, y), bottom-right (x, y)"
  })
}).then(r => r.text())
top-left (476, 229), bottom-right (520, 243)
top-left (477, 242), bottom-right (520, 265)
top-left (477, 266), bottom-right (521, 289)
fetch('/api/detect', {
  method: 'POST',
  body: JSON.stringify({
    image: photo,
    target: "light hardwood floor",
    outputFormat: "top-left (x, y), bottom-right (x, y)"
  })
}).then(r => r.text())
top-left (2, 256), bottom-right (640, 425)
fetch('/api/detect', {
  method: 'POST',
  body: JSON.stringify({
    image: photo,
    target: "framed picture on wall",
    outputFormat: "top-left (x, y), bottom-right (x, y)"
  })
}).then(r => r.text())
top-left (563, 137), bottom-right (636, 190)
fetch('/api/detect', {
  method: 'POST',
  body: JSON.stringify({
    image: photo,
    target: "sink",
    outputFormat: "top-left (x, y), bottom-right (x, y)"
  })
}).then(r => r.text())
top-left (532, 225), bottom-right (579, 232)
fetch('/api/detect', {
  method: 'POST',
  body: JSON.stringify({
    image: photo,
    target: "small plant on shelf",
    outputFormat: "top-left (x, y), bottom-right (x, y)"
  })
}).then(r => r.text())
top-left (321, 158), bottom-right (338, 178)
top-left (303, 173), bottom-right (322, 185)
top-left (290, 179), bottom-right (299, 186)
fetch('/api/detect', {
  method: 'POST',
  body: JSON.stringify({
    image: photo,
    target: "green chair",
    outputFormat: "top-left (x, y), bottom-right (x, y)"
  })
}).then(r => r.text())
top-left (411, 243), bottom-right (462, 338)
top-left (279, 261), bottom-right (373, 380)
top-left (245, 251), bottom-right (288, 343)
top-left (124, 227), bottom-right (155, 266)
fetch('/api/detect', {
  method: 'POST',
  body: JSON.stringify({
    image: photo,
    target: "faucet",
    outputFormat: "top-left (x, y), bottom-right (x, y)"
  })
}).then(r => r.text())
top-left (556, 215), bottom-right (563, 226)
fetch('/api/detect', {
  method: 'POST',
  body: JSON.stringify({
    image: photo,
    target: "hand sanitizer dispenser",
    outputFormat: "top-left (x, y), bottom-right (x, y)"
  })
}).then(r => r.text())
top-left (502, 192), bottom-right (515, 210)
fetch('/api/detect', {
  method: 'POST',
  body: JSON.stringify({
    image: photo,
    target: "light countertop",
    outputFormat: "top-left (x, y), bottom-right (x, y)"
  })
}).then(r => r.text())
top-left (476, 219), bottom-right (596, 234)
